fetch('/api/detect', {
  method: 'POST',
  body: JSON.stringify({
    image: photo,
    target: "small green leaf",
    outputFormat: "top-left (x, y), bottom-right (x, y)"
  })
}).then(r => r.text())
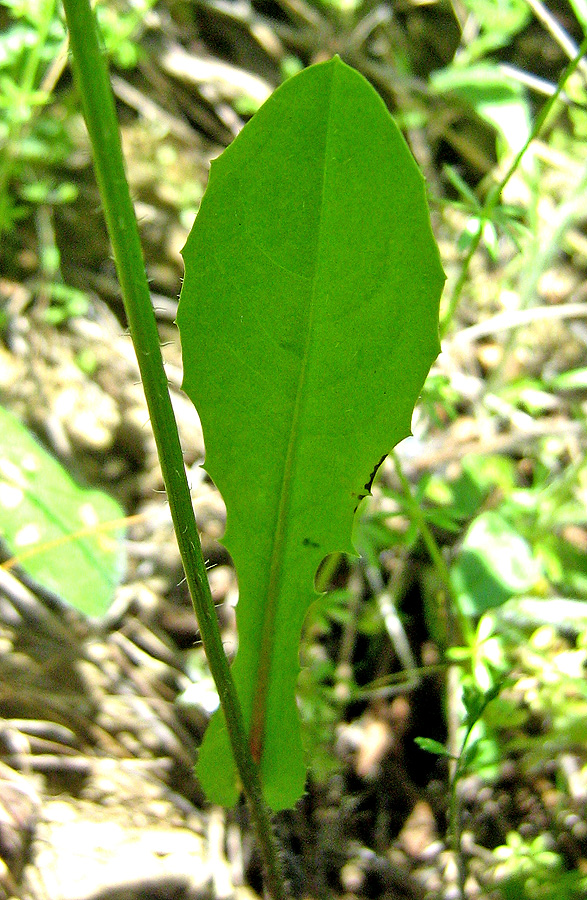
top-left (178, 57), bottom-right (444, 809)
top-left (462, 0), bottom-right (530, 40)
top-left (550, 367), bottom-right (587, 391)
top-left (414, 736), bottom-right (451, 757)
top-left (0, 407), bottom-right (125, 616)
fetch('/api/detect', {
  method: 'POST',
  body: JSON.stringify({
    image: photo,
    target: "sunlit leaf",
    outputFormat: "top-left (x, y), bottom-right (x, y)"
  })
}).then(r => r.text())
top-left (178, 57), bottom-right (444, 809)
top-left (414, 736), bottom-right (451, 757)
top-left (431, 63), bottom-right (531, 158)
top-left (452, 511), bottom-right (541, 617)
top-left (0, 407), bottom-right (125, 616)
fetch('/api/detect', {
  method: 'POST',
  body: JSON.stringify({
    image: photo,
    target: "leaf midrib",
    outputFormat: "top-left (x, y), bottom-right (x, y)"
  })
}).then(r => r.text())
top-left (247, 62), bottom-right (339, 765)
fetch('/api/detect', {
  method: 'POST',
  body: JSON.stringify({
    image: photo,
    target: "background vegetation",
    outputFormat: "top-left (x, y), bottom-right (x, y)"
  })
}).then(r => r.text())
top-left (1, 0), bottom-right (587, 898)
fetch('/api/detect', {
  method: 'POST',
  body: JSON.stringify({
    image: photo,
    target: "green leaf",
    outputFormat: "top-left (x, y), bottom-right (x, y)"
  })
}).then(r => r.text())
top-left (0, 407), bottom-right (125, 616)
top-left (414, 736), bottom-right (451, 757)
top-left (431, 63), bottom-right (531, 158)
top-left (462, 0), bottom-right (530, 41)
top-left (451, 511), bottom-right (541, 617)
top-left (550, 367), bottom-right (587, 391)
top-left (177, 56), bottom-right (444, 809)
top-left (462, 681), bottom-right (503, 730)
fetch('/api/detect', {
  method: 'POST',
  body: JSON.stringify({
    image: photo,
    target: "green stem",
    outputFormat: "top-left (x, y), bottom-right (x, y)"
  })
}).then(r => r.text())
top-left (60, 3), bottom-right (288, 897)
top-left (390, 450), bottom-right (471, 646)
top-left (391, 449), bottom-right (470, 897)
top-left (447, 714), bottom-right (467, 900)
top-left (447, 685), bottom-right (502, 900)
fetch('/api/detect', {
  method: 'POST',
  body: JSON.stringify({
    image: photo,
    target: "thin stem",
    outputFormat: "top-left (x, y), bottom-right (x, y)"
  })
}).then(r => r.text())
top-left (391, 449), bottom-right (471, 896)
top-left (447, 684), bottom-right (503, 900)
top-left (390, 450), bottom-right (471, 645)
top-left (60, 3), bottom-right (288, 897)
top-left (446, 665), bottom-right (467, 900)
top-left (353, 662), bottom-right (448, 699)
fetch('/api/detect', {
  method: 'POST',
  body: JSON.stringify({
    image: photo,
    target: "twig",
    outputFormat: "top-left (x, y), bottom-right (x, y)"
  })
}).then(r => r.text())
top-left (363, 562), bottom-right (420, 691)
top-left (158, 40), bottom-right (272, 106)
top-left (110, 75), bottom-right (198, 144)
top-left (498, 63), bottom-right (583, 108)
top-left (449, 300), bottom-right (587, 345)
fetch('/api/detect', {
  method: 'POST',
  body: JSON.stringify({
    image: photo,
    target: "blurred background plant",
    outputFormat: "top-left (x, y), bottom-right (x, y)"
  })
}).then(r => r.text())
top-left (0, 0), bottom-right (157, 326)
top-left (1, 0), bottom-right (587, 897)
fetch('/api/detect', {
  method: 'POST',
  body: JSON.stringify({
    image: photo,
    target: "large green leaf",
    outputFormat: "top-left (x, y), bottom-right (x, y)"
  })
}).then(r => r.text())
top-left (0, 407), bottom-right (125, 616)
top-left (177, 56), bottom-right (444, 809)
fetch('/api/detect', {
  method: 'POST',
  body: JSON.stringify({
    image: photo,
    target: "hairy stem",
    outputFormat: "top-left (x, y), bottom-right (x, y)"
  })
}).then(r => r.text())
top-left (60, 2), bottom-right (288, 897)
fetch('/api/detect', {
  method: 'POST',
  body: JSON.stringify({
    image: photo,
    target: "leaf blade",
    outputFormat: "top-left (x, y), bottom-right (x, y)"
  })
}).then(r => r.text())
top-left (178, 57), bottom-right (444, 809)
top-left (0, 407), bottom-right (125, 616)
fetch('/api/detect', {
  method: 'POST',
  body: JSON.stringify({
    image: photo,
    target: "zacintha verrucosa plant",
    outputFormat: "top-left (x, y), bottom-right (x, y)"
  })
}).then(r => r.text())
top-left (177, 56), bottom-right (445, 811)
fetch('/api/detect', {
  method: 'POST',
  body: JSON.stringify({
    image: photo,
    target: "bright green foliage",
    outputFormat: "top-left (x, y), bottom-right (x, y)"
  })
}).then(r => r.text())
top-left (431, 64), bottom-right (531, 158)
top-left (0, 407), bottom-right (125, 616)
top-left (178, 56), bottom-right (444, 809)
top-left (414, 736), bottom-right (452, 758)
top-left (492, 832), bottom-right (587, 900)
top-left (0, 0), bottom-right (152, 239)
top-left (451, 510), bottom-right (542, 616)
top-left (460, 0), bottom-right (531, 57)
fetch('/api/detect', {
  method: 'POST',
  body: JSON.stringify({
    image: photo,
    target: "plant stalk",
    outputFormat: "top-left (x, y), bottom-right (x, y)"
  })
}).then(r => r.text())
top-left (60, 3), bottom-right (288, 897)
